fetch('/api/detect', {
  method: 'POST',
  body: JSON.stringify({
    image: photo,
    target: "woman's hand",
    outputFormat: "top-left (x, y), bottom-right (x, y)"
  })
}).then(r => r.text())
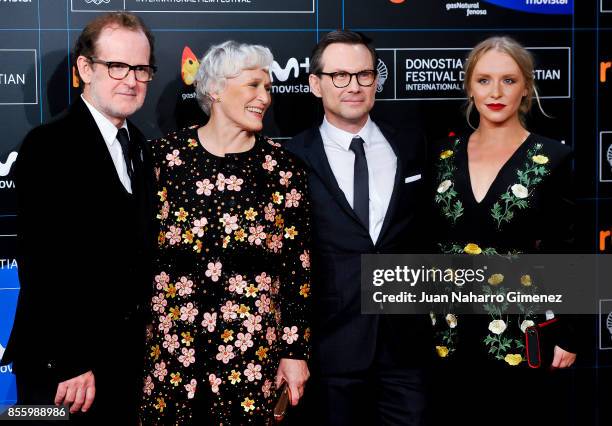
top-left (275, 359), bottom-right (310, 406)
top-left (551, 345), bottom-right (576, 369)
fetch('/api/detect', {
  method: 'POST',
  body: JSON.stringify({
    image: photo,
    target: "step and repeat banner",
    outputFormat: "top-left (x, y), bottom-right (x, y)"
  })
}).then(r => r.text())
top-left (0, 0), bottom-right (611, 421)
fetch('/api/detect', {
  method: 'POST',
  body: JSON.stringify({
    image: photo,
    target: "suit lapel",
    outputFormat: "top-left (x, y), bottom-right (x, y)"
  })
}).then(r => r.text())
top-left (304, 127), bottom-right (364, 227)
top-left (376, 123), bottom-right (403, 247)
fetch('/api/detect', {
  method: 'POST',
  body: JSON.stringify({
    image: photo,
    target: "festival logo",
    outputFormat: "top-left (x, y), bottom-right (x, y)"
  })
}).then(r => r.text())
top-left (600, 300), bottom-right (612, 349)
top-left (601, 132), bottom-right (612, 182)
top-left (376, 59), bottom-right (388, 93)
top-left (0, 49), bottom-right (37, 105)
top-left (181, 47), bottom-right (200, 86)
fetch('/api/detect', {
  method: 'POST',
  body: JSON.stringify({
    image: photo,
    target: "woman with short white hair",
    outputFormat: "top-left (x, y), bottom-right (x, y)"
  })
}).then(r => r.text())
top-left (141, 40), bottom-right (312, 424)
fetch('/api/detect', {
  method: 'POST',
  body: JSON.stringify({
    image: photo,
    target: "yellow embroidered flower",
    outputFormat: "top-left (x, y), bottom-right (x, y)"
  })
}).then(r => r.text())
top-left (256, 346), bottom-right (269, 361)
top-left (436, 346), bottom-right (449, 358)
top-left (504, 353), bottom-right (523, 366)
top-left (272, 191), bottom-right (284, 204)
top-left (174, 207), bottom-right (188, 222)
top-left (463, 243), bottom-right (482, 255)
top-left (182, 230), bottom-right (194, 244)
top-left (181, 332), bottom-right (194, 347)
top-left (150, 344), bottom-right (161, 360)
top-left (440, 150), bottom-right (454, 159)
top-left (222, 235), bottom-right (231, 249)
top-left (445, 314), bottom-right (457, 328)
top-left (245, 284), bottom-right (258, 298)
top-left (234, 228), bottom-right (247, 242)
top-left (169, 306), bottom-right (181, 320)
top-left (158, 231), bottom-right (166, 246)
top-left (520, 274), bottom-right (532, 286)
top-left (532, 155), bottom-right (549, 165)
top-left (157, 187), bottom-right (167, 202)
top-left (237, 304), bottom-right (250, 318)
top-left (221, 329), bottom-right (234, 343)
top-left (275, 214), bottom-right (284, 228)
top-left (193, 239), bottom-right (202, 253)
top-left (299, 283), bottom-right (310, 298)
top-left (187, 138), bottom-right (198, 148)
top-left (154, 397), bottom-right (166, 412)
top-left (228, 370), bottom-right (242, 385)
top-left (245, 207), bottom-right (258, 221)
top-left (284, 226), bottom-right (298, 239)
top-left (166, 284), bottom-right (177, 298)
top-left (241, 397), bottom-right (256, 412)
top-left (488, 273), bottom-right (504, 286)
top-left (170, 372), bottom-right (182, 386)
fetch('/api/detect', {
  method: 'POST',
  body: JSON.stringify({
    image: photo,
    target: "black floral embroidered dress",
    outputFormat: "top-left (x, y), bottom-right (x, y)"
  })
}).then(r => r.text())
top-left (432, 131), bottom-right (573, 365)
top-left (141, 126), bottom-right (311, 424)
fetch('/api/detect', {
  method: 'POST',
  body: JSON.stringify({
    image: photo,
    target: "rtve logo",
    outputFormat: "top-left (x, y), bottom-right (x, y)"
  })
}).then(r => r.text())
top-left (601, 60), bottom-right (612, 83)
top-left (600, 228), bottom-right (612, 251)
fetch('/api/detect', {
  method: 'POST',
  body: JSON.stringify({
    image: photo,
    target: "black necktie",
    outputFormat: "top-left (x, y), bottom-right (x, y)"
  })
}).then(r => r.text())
top-left (349, 136), bottom-right (369, 229)
top-left (116, 128), bottom-right (134, 181)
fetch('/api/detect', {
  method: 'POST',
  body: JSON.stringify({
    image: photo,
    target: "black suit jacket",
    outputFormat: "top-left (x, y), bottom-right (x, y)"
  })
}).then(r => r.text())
top-left (1, 98), bottom-right (155, 383)
top-left (285, 122), bottom-right (433, 375)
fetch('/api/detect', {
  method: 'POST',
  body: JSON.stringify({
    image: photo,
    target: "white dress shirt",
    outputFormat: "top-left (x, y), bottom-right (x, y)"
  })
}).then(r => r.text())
top-left (320, 116), bottom-right (397, 244)
top-left (81, 95), bottom-right (132, 194)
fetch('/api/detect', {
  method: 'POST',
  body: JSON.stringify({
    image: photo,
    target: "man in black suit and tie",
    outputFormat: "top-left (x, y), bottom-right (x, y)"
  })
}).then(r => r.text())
top-left (285, 31), bottom-right (432, 425)
top-left (1, 12), bottom-right (155, 423)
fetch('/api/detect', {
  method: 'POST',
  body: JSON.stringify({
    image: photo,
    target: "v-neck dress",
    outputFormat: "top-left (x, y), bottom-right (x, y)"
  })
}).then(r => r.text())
top-left (432, 131), bottom-right (574, 364)
top-left (140, 127), bottom-right (312, 425)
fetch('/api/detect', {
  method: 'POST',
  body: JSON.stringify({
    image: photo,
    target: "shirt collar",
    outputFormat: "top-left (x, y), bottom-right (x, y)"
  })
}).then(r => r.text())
top-left (320, 115), bottom-right (374, 151)
top-left (81, 94), bottom-right (129, 148)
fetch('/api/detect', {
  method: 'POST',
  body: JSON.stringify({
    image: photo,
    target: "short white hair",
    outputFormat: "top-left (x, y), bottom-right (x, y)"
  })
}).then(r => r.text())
top-left (194, 40), bottom-right (274, 115)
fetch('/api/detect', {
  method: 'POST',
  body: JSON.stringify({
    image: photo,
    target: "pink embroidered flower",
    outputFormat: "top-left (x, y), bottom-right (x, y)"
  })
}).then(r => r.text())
top-left (228, 275), bottom-right (247, 294)
top-left (180, 302), bottom-right (199, 323)
top-left (158, 314), bottom-right (173, 334)
top-left (266, 327), bottom-right (277, 345)
top-left (279, 170), bottom-right (293, 187)
top-left (143, 375), bottom-right (154, 395)
top-left (175, 277), bottom-right (194, 297)
top-left (196, 179), bottom-right (214, 196)
top-left (285, 189), bottom-right (302, 208)
top-left (248, 225), bottom-right (266, 245)
top-left (262, 379), bottom-right (272, 398)
top-left (282, 326), bottom-right (299, 344)
top-left (235, 332), bottom-right (254, 352)
top-left (264, 203), bottom-right (276, 221)
top-left (220, 213), bottom-right (239, 234)
top-left (216, 345), bottom-right (235, 364)
top-left (267, 234), bottom-right (283, 253)
top-left (243, 314), bottom-right (263, 333)
top-left (155, 272), bottom-right (170, 290)
top-left (220, 301), bottom-right (239, 321)
top-left (202, 312), bottom-right (217, 332)
top-left (166, 149), bottom-right (182, 167)
top-left (244, 363), bottom-right (262, 382)
top-left (208, 374), bottom-right (221, 394)
top-left (162, 333), bottom-right (179, 354)
top-left (185, 378), bottom-right (197, 399)
top-left (300, 250), bottom-right (310, 269)
top-left (152, 293), bottom-right (167, 313)
top-left (191, 218), bottom-right (208, 237)
top-left (205, 262), bottom-right (222, 282)
top-left (256, 272), bottom-right (272, 291)
top-left (153, 361), bottom-right (167, 381)
top-left (158, 201), bottom-right (170, 220)
top-left (216, 173), bottom-right (226, 191)
top-left (165, 225), bottom-right (182, 245)
top-left (225, 175), bottom-right (244, 191)
top-left (256, 294), bottom-right (271, 314)
top-left (179, 347), bottom-right (196, 367)
top-left (262, 155), bottom-right (278, 171)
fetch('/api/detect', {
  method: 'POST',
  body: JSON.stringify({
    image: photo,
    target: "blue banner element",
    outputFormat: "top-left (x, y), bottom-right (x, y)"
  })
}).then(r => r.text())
top-left (483, 0), bottom-right (573, 15)
top-left (0, 269), bottom-right (20, 407)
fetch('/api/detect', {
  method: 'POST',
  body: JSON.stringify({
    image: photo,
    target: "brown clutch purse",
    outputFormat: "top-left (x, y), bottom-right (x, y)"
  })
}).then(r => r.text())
top-left (272, 382), bottom-right (292, 423)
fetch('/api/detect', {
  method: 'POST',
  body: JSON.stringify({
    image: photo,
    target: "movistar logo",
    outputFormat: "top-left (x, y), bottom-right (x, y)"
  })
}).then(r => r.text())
top-left (84, 0), bottom-right (111, 4)
top-left (270, 58), bottom-right (310, 83)
top-left (0, 152), bottom-right (17, 177)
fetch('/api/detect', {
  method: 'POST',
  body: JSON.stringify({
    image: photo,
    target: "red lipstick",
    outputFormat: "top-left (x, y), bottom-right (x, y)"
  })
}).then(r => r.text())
top-left (486, 103), bottom-right (506, 111)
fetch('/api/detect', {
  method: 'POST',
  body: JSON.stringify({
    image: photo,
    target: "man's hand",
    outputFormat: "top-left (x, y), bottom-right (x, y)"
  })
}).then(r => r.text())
top-left (551, 345), bottom-right (576, 369)
top-left (54, 370), bottom-right (96, 413)
top-left (275, 359), bottom-right (309, 406)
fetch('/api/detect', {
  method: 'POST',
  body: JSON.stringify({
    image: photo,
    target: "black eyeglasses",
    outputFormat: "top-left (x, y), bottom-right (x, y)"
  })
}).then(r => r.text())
top-left (317, 69), bottom-right (377, 88)
top-left (87, 57), bottom-right (157, 82)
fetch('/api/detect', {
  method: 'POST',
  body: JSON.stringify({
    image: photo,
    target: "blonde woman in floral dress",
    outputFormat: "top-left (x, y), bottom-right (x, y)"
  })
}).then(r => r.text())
top-left (140, 41), bottom-right (311, 425)
top-left (430, 37), bottom-right (577, 426)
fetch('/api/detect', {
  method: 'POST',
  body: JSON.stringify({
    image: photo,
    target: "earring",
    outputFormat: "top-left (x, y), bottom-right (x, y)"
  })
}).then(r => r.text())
top-left (216, 97), bottom-right (221, 103)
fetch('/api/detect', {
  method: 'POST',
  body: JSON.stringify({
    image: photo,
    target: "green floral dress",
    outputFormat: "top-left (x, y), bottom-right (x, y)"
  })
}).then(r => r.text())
top-left (431, 131), bottom-right (574, 366)
top-left (140, 127), bottom-right (311, 425)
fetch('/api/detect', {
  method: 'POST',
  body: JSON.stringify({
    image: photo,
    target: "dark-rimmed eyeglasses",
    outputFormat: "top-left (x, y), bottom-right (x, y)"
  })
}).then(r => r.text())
top-left (87, 57), bottom-right (157, 82)
top-left (317, 69), bottom-right (377, 88)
